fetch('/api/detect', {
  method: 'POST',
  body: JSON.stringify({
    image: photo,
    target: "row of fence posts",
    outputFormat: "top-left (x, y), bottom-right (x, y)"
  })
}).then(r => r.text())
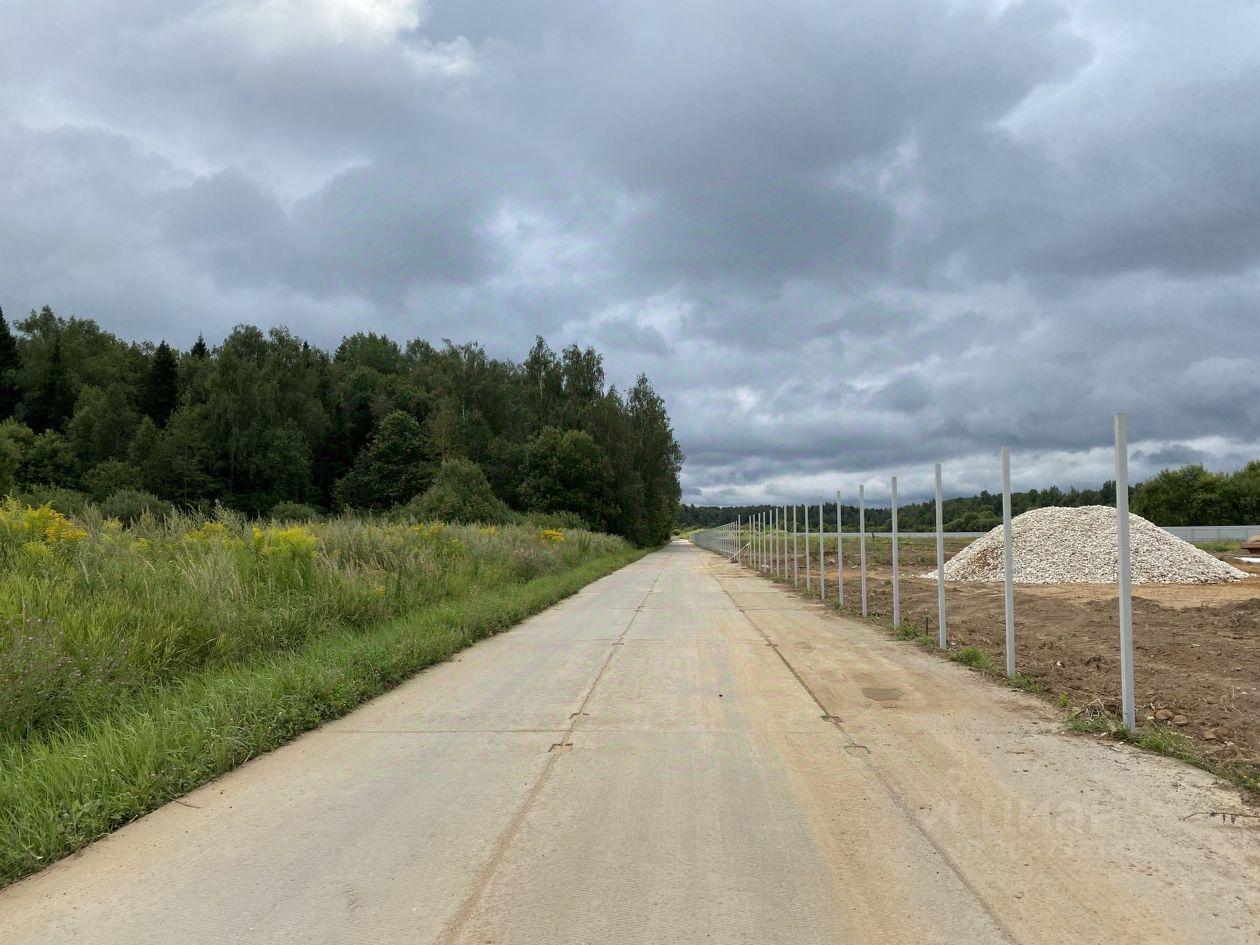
top-left (715, 412), bottom-right (1137, 730)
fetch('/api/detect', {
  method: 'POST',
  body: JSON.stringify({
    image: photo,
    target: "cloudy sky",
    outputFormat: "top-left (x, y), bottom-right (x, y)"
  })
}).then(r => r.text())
top-left (2, 0), bottom-right (1258, 505)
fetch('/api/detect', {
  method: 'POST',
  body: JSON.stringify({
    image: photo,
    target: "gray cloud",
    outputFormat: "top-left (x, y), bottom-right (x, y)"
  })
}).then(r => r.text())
top-left (2, 0), bottom-right (1258, 504)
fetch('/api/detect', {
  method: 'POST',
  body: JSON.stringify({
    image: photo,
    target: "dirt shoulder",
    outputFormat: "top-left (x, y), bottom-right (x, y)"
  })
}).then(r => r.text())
top-left (796, 538), bottom-right (1260, 793)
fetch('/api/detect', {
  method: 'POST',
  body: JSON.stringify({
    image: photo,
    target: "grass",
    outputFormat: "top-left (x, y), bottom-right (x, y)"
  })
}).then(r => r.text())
top-left (0, 500), bottom-right (645, 885)
top-left (952, 644), bottom-right (995, 673)
top-left (1192, 539), bottom-right (1244, 554)
top-left (0, 503), bottom-right (629, 739)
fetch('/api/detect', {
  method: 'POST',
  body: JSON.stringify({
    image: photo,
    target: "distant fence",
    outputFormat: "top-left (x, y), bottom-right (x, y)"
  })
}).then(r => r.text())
top-left (1166, 525), bottom-right (1260, 540)
top-left (695, 525), bottom-right (1257, 546)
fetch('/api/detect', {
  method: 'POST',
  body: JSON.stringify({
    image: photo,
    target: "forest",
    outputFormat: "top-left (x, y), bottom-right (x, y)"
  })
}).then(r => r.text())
top-left (0, 305), bottom-right (683, 546)
top-left (678, 462), bottom-right (1260, 532)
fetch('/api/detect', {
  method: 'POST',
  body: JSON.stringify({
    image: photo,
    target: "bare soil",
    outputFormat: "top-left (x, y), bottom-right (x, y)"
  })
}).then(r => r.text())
top-left (786, 537), bottom-right (1260, 787)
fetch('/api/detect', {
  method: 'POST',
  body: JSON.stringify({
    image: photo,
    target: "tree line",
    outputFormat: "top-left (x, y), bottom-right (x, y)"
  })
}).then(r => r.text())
top-left (678, 462), bottom-right (1260, 532)
top-left (0, 305), bottom-right (683, 545)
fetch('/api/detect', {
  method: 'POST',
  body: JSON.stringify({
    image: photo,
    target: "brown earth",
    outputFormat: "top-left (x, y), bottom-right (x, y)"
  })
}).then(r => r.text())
top-left (778, 536), bottom-right (1260, 792)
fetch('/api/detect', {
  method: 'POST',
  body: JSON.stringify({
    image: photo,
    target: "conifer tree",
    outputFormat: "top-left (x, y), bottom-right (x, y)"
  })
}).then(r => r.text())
top-left (142, 341), bottom-right (179, 426)
top-left (0, 307), bottom-right (21, 420)
top-left (26, 335), bottom-right (76, 432)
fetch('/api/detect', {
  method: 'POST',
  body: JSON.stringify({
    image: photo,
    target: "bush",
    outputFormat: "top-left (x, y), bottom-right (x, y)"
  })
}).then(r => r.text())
top-left (406, 457), bottom-right (511, 524)
top-left (9, 485), bottom-right (93, 517)
top-left (84, 459), bottom-right (142, 501)
top-left (0, 433), bottom-right (19, 497)
top-left (269, 501), bottom-right (323, 522)
top-left (100, 489), bottom-right (174, 524)
top-left (521, 509), bottom-right (588, 530)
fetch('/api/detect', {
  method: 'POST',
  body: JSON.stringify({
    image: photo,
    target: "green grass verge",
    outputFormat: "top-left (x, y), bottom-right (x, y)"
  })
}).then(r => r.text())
top-left (0, 546), bottom-right (645, 886)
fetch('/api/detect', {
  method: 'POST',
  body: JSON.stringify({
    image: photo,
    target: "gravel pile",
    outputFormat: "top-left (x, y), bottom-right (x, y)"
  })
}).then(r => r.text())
top-left (924, 506), bottom-right (1249, 585)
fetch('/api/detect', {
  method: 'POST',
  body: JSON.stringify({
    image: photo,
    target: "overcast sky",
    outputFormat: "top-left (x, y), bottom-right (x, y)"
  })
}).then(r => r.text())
top-left (2, 0), bottom-right (1258, 505)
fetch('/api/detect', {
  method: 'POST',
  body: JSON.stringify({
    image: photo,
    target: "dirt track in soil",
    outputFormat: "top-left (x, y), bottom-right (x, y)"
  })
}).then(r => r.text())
top-left (790, 538), bottom-right (1260, 789)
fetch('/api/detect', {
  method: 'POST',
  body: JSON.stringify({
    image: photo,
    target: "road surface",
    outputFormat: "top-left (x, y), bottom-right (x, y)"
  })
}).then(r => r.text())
top-left (2, 541), bottom-right (1257, 943)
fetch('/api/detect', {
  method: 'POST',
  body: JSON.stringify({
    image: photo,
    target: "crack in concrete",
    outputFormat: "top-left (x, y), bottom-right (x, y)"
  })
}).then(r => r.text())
top-left (434, 562), bottom-right (667, 945)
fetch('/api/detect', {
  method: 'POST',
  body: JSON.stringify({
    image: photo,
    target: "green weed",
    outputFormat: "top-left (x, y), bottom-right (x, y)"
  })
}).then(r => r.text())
top-left (951, 645), bottom-right (996, 673)
top-left (1010, 672), bottom-right (1042, 694)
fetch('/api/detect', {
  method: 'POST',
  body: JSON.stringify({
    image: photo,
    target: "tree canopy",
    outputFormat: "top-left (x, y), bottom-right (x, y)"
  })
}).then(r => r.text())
top-left (0, 305), bottom-right (683, 545)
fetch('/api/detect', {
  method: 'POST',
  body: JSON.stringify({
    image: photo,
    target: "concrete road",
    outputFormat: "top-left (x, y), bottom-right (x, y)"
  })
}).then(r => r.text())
top-left (3, 541), bottom-right (1257, 943)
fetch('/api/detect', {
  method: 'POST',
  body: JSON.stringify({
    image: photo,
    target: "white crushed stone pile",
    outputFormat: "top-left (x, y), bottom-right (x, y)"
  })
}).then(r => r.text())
top-left (923, 506), bottom-right (1248, 585)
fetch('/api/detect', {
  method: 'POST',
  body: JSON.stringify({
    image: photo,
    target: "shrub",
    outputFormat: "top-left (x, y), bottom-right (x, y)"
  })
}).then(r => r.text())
top-left (84, 459), bottom-right (142, 501)
top-left (9, 485), bottom-right (93, 517)
top-left (17, 431), bottom-right (78, 488)
top-left (100, 489), bottom-right (174, 524)
top-left (0, 433), bottom-right (19, 497)
top-left (521, 509), bottom-right (587, 530)
top-left (0, 499), bottom-right (88, 549)
top-left (270, 501), bottom-right (323, 522)
top-left (251, 524), bottom-right (319, 560)
top-left (406, 457), bottom-right (511, 525)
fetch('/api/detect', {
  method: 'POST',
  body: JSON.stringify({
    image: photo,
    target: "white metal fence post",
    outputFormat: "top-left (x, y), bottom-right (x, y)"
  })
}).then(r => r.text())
top-left (736, 515), bottom-right (742, 566)
top-left (891, 476), bottom-right (901, 628)
top-left (750, 514), bottom-right (761, 574)
top-left (1115, 414), bottom-right (1136, 730)
top-left (804, 502), bottom-right (812, 592)
top-left (835, 489), bottom-right (844, 607)
top-left (781, 504), bottom-right (787, 579)
top-left (1002, 447), bottom-right (1016, 677)
top-left (764, 510), bottom-right (769, 572)
top-left (859, 485), bottom-right (868, 616)
top-left (766, 511), bottom-right (776, 577)
top-left (792, 505), bottom-right (799, 587)
top-left (934, 463), bottom-right (947, 650)
top-left (818, 501), bottom-right (825, 602)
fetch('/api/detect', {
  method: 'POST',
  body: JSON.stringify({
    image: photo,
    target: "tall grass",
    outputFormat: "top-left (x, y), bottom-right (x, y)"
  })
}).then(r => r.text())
top-left (0, 500), bottom-right (642, 883)
top-left (0, 501), bottom-right (628, 740)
